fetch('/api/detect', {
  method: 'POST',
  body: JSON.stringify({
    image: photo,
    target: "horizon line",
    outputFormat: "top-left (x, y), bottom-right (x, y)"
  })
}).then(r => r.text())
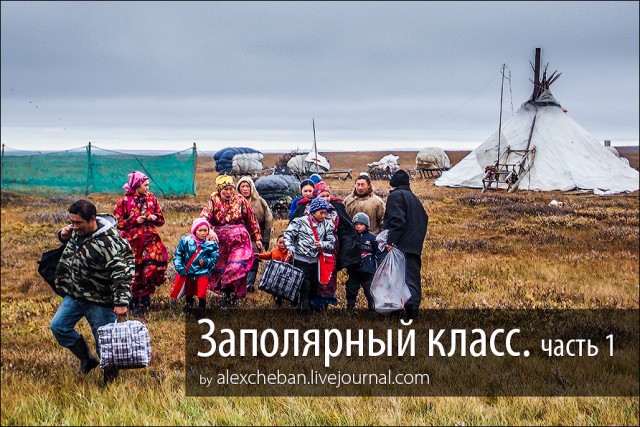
top-left (3, 144), bottom-right (639, 155)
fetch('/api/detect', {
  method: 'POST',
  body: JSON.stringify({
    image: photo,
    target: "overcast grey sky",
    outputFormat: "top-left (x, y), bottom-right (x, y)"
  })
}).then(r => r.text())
top-left (1, 1), bottom-right (638, 153)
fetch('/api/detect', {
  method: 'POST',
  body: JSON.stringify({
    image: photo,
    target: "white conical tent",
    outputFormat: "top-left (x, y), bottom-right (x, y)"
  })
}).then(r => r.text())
top-left (305, 130), bottom-right (331, 172)
top-left (435, 90), bottom-right (639, 194)
top-left (304, 151), bottom-right (331, 171)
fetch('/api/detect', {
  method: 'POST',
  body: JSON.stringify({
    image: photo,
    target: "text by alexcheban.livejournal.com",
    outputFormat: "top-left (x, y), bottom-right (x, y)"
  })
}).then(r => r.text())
top-left (184, 309), bottom-right (638, 396)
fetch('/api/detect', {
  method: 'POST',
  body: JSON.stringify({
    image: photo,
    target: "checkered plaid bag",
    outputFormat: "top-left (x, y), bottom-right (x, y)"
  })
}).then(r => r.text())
top-left (258, 259), bottom-right (304, 302)
top-left (98, 318), bottom-right (152, 369)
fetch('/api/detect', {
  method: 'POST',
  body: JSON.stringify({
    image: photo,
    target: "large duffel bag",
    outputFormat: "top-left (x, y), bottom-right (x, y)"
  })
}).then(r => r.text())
top-left (98, 318), bottom-right (152, 369)
top-left (258, 259), bottom-right (304, 302)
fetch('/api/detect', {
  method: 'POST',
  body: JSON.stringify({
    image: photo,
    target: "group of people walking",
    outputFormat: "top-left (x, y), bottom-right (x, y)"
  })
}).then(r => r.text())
top-left (48, 168), bottom-right (428, 383)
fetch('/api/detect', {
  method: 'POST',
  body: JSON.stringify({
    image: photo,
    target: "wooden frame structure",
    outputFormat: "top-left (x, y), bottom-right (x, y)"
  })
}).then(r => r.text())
top-left (481, 146), bottom-right (536, 193)
top-left (416, 166), bottom-right (450, 179)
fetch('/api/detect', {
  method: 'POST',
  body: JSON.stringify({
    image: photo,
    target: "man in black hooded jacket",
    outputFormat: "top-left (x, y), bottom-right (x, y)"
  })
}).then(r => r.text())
top-left (383, 169), bottom-right (428, 320)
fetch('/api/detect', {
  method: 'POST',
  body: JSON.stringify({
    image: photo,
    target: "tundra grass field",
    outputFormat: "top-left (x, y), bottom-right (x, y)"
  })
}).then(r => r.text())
top-left (1, 150), bottom-right (638, 426)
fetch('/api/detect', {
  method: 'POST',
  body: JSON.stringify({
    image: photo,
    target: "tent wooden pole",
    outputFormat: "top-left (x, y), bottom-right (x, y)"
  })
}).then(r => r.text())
top-left (312, 118), bottom-right (318, 173)
top-left (530, 48), bottom-right (541, 100)
top-left (496, 63), bottom-right (506, 166)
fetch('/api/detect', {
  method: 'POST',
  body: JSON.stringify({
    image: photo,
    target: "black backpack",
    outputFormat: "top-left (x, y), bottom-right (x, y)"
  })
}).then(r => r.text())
top-left (37, 245), bottom-right (66, 296)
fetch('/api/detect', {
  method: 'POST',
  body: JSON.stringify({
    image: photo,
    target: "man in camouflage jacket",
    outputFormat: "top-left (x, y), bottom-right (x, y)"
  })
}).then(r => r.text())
top-left (50, 199), bottom-right (134, 384)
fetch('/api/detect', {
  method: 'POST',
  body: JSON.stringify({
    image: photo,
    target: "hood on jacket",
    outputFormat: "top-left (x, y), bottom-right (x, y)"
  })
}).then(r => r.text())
top-left (236, 176), bottom-right (260, 202)
top-left (65, 214), bottom-right (118, 251)
top-left (95, 214), bottom-right (117, 236)
top-left (351, 186), bottom-right (375, 198)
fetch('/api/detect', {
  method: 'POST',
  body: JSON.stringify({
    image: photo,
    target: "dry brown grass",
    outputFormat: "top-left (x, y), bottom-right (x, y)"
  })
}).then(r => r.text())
top-left (616, 146), bottom-right (639, 170)
top-left (1, 151), bottom-right (638, 426)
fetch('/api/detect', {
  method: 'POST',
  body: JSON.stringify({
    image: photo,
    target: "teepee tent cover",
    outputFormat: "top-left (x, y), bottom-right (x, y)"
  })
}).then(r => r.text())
top-left (287, 154), bottom-right (330, 174)
top-left (286, 120), bottom-right (331, 174)
top-left (435, 89), bottom-right (639, 194)
top-left (304, 151), bottom-right (331, 171)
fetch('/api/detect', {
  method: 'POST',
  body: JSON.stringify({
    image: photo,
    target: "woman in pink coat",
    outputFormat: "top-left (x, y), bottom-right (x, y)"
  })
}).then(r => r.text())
top-left (200, 174), bottom-right (263, 307)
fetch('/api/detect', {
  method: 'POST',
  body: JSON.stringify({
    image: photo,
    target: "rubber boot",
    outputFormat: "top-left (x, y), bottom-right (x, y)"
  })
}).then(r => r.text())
top-left (220, 290), bottom-right (237, 308)
top-left (228, 292), bottom-right (237, 307)
top-left (195, 298), bottom-right (207, 320)
top-left (103, 367), bottom-right (119, 385)
top-left (246, 270), bottom-right (257, 293)
top-left (129, 297), bottom-right (141, 316)
top-left (296, 298), bottom-right (310, 317)
top-left (68, 337), bottom-right (99, 374)
top-left (141, 295), bottom-right (151, 312)
top-left (404, 305), bottom-right (419, 321)
top-left (219, 290), bottom-right (230, 308)
top-left (183, 296), bottom-right (194, 314)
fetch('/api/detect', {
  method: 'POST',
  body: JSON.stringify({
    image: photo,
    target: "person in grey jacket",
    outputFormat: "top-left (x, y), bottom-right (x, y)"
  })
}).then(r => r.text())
top-left (284, 197), bottom-right (335, 315)
top-left (50, 199), bottom-right (134, 384)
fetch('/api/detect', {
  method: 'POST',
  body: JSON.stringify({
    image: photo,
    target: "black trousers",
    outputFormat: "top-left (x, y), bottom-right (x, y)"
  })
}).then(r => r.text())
top-left (404, 252), bottom-right (422, 309)
top-left (345, 268), bottom-right (374, 309)
top-left (247, 242), bottom-right (268, 288)
top-left (246, 261), bottom-right (259, 288)
top-left (295, 260), bottom-right (319, 312)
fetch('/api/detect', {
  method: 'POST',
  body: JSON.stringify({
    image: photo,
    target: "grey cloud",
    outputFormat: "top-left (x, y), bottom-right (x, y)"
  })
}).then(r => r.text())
top-left (1, 1), bottom-right (637, 151)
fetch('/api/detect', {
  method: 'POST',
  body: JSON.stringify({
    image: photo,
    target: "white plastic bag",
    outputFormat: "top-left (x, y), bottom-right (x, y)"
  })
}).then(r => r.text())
top-left (370, 247), bottom-right (411, 313)
top-left (376, 229), bottom-right (389, 253)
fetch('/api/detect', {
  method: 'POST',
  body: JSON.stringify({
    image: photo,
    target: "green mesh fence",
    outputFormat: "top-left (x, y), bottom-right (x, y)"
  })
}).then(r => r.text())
top-left (1, 144), bottom-right (196, 196)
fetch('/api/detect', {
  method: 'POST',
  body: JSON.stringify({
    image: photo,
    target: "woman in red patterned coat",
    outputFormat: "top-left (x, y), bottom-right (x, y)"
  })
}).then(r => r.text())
top-left (200, 174), bottom-right (263, 306)
top-left (113, 170), bottom-right (168, 314)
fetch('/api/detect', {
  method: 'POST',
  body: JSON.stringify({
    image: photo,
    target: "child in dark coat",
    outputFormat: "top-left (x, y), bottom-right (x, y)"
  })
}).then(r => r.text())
top-left (346, 213), bottom-right (379, 310)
